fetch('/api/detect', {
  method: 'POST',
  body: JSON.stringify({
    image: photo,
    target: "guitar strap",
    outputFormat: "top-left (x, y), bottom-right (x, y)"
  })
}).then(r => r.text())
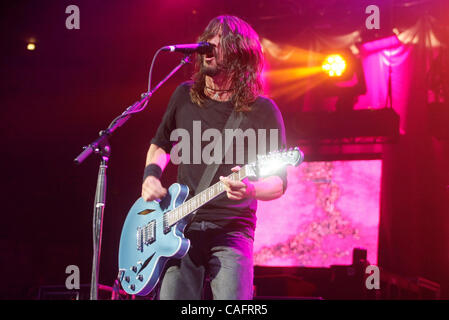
top-left (195, 110), bottom-right (243, 195)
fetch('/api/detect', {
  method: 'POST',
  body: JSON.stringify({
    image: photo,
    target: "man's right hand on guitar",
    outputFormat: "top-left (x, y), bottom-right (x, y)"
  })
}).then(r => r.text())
top-left (142, 176), bottom-right (167, 201)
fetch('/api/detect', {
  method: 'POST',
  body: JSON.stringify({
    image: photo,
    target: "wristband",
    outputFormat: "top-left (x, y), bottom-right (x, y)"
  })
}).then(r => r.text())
top-left (143, 164), bottom-right (162, 183)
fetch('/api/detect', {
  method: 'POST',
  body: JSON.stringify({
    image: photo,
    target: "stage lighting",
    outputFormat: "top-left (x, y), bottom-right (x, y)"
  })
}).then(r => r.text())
top-left (26, 43), bottom-right (36, 51)
top-left (322, 54), bottom-right (347, 77)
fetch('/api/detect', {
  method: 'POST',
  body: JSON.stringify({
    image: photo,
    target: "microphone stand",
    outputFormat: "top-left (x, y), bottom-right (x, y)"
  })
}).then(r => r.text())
top-left (74, 54), bottom-right (191, 300)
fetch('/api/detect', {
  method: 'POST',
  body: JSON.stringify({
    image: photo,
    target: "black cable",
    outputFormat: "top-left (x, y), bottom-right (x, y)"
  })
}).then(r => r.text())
top-left (105, 47), bottom-right (165, 130)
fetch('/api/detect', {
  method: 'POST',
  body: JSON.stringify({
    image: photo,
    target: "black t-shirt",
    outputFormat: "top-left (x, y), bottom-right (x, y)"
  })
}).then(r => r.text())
top-left (151, 81), bottom-right (287, 232)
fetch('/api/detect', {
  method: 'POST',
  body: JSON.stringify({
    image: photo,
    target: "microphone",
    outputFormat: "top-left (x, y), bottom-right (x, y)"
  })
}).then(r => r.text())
top-left (161, 42), bottom-right (214, 55)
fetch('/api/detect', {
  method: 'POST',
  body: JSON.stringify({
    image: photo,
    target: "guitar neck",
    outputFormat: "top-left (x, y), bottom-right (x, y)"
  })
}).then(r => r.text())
top-left (165, 165), bottom-right (249, 227)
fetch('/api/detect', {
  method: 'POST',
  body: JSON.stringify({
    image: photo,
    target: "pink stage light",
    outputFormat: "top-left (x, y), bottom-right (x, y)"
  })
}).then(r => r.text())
top-left (254, 160), bottom-right (381, 267)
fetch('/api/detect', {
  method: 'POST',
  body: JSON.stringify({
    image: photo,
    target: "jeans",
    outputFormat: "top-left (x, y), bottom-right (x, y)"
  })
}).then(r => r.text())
top-left (158, 221), bottom-right (254, 300)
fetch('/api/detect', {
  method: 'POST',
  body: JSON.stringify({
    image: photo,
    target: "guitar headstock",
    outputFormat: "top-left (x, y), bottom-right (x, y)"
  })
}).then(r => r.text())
top-left (246, 147), bottom-right (304, 178)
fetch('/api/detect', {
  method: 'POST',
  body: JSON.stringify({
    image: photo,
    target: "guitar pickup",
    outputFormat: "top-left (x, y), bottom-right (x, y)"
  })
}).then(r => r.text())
top-left (162, 214), bottom-right (171, 234)
top-left (136, 227), bottom-right (143, 252)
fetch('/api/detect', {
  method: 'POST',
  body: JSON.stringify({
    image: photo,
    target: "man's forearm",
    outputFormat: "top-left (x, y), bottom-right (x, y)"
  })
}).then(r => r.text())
top-left (146, 144), bottom-right (170, 171)
top-left (251, 175), bottom-right (284, 201)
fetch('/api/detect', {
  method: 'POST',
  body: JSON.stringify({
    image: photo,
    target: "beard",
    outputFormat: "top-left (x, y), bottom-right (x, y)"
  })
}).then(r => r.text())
top-left (200, 63), bottom-right (221, 77)
top-left (200, 56), bottom-right (225, 77)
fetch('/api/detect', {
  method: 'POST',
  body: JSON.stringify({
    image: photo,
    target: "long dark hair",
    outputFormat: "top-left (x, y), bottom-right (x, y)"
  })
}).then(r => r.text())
top-left (190, 15), bottom-right (264, 112)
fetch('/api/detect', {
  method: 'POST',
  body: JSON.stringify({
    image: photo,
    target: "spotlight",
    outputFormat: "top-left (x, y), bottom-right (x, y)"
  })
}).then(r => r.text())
top-left (315, 49), bottom-right (366, 112)
top-left (322, 54), bottom-right (347, 77)
top-left (26, 42), bottom-right (36, 51)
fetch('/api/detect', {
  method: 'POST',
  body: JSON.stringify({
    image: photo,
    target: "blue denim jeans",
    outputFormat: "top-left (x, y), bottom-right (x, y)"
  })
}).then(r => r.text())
top-left (158, 221), bottom-right (254, 300)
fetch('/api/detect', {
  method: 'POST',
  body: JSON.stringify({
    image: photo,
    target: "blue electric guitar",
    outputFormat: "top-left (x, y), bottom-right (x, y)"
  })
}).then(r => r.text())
top-left (118, 147), bottom-right (304, 296)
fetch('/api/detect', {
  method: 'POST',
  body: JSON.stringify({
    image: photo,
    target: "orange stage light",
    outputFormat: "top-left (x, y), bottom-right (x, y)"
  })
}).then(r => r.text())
top-left (322, 54), bottom-right (347, 77)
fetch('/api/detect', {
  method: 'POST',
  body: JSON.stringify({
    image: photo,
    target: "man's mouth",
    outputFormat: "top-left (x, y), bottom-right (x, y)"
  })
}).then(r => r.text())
top-left (204, 56), bottom-right (215, 64)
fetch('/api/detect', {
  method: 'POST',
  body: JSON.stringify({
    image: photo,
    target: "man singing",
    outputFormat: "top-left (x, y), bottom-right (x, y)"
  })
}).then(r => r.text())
top-left (141, 15), bottom-right (287, 299)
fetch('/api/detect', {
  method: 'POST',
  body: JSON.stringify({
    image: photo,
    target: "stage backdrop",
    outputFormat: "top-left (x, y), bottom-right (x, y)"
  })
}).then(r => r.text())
top-left (254, 160), bottom-right (381, 267)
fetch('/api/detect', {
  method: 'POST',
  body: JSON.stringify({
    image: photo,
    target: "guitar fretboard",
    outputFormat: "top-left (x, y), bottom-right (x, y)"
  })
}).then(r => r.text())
top-left (165, 165), bottom-right (248, 227)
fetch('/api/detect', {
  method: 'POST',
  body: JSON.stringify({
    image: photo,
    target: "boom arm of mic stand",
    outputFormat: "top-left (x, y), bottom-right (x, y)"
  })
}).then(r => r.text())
top-left (74, 54), bottom-right (191, 165)
top-left (73, 53), bottom-right (191, 300)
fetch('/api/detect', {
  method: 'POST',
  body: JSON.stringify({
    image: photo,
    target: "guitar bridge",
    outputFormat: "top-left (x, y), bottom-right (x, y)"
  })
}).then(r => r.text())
top-left (136, 228), bottom-right (143, 252)
top-left (136, 220), bottom-right (156, 251)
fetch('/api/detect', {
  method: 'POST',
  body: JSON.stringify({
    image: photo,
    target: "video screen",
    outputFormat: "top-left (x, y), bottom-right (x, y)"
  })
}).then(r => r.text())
top-left (254, 160), bottom-right (381, 267)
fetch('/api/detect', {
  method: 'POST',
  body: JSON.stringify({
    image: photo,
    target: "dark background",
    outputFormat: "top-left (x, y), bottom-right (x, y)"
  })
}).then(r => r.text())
top-left (1, 0), bottom-right (448, 299)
